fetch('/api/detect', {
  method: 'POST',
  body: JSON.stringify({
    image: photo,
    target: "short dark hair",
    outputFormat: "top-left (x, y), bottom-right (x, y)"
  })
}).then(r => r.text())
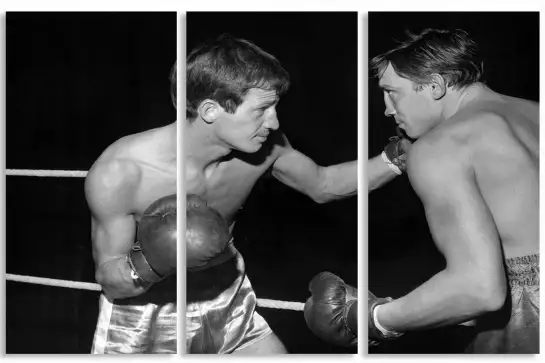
top-left (370, 29), bottom-right (483, 89)
top-left (186, 34), bottom-right (290, 120)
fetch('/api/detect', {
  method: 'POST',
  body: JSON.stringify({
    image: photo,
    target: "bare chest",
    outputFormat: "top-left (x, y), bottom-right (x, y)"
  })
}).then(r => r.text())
top-left (186, 157), bottom-right (274, 224)
top-left (133, 164), bottom-right (177, 223)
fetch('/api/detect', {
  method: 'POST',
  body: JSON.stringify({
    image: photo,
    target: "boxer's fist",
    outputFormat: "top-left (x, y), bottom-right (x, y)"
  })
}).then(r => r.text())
top-left (368, 290), bottom-right (402, 342)
top-left (384, 127), bottom-right (412, 172)
top-left (129, 194), bottom-right (177, 284)
top-left (186, 194), bottom-right (234, 271)
top-left (304, 272), bottom-right (357, 347)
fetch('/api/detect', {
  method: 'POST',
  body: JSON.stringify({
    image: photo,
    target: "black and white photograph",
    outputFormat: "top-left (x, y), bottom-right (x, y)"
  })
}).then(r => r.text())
top-left (185, 12), bottom-right (358, 354)
top-left (367, 12), bottom-right (539, 354)
top-left (6, 12), bottom-right (176, 353)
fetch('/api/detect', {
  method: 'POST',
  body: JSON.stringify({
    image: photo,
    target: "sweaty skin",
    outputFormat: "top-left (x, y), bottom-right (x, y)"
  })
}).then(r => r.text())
top-left (85, 123), bottom-right (177, 300)
top-left (185, 88), bottom-right (357, 353)
top-left (377, 82), bottom-right (539, 332)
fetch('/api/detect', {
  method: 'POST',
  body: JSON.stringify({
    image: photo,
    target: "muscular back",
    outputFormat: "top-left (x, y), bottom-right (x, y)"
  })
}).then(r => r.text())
top-left (470, 94), bottom-right (539, 258)
top-left (410, 86), bottom-right (539, 260)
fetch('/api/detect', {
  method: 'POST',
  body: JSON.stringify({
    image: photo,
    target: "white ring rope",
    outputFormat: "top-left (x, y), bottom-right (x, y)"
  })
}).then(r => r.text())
top-left (6, 168), bottom-right (305, 312)
top-left (6, 273), bottom-right (304, 311)
top-left (6, 273), bottom-right (102, 291)
top-left (6, 169), bottom-right (88, 178)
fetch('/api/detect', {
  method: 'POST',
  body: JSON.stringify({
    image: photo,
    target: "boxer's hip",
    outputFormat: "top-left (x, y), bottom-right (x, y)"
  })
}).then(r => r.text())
top-left (92, 276), bottom-right (177, 354)
top-left (467, 253), bottom-right (539, 354)
top-left (186, 243), bottom-right (271, 354)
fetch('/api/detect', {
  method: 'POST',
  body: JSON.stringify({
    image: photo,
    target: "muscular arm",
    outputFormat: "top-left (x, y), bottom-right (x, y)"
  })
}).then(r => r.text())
top-left (376, 136), bottom-right (507, 332)
top-left (368, 154), bottom-right (398, 192)
top-left (85, 160), bottom-right (147, 300)
top-left (271, 133), bottom-right (356, 203)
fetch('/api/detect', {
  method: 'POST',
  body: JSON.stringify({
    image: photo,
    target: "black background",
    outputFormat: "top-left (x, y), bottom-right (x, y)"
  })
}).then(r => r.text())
top-left (187, 12), bottom-right (358, 353)
top-left (368, 12), bottom-right (539, 353)
top-left (6, 12), bottom-right (176, 353)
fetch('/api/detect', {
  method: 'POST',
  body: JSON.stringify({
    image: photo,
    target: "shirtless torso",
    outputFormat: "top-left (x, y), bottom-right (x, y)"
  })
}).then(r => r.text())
top-left (86, 122), bottom-right (178, 353)
top-left (410, 84), bottom-right (539, 260)
top-left (186, 131), bottom-right (284, 228)
top-left (86, 123), bottom-right (177, 298)
top-left (376, 82), bottom-right (539, 353)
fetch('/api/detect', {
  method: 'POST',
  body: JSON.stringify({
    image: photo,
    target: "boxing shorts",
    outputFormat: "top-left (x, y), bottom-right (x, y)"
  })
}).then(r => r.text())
top-left (186, 241), bottom-right (272, 353)
top-left (465, 253), bottom-right (539, 353)
top-left (91, 275), bottom-right (177, 354)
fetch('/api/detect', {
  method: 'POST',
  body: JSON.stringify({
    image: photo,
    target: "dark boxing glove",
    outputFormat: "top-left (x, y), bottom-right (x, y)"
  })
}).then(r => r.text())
top-left (186, 194), bottom-right (235, 272)
top-left (368, 290), bottom-right (403, 343)
top-left (383, 127), bottom-right (412, 174)
top-left (304, 272), bottom-right (357, 347)
top-left (128, 194), bottom-right (177, 285)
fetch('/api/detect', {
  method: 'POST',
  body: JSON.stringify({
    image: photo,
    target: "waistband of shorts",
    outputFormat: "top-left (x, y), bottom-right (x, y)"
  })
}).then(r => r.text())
top-left (505, 253), bottom-right (539, 286)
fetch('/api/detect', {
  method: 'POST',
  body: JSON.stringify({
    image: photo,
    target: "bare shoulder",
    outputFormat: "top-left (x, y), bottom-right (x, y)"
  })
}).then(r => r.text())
top-left (407, 133), bottom-right (464, 201)
top-left (85, 141), bottom-right (144, 218)
top-left (406, 112), bottom-right (489, 197)
top-left (268, 129), bottom-right (293, 158)
top-left (408, 110), bottom-right (521, 197)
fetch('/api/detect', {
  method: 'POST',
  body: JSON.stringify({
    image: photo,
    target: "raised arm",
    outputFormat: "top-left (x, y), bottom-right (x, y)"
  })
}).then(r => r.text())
top-left (373, 136), bottom-right (507, 333)
top-left (271, 133), bottom-right (356, 203)
top-left (85, 159), bottom-right (147, 300)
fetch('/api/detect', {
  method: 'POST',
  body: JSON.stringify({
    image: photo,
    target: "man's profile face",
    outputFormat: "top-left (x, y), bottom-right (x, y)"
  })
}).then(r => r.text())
top-left (378, 63), bottom-right (439, 138)
top-left (214, 88), bottom-right (280, 153)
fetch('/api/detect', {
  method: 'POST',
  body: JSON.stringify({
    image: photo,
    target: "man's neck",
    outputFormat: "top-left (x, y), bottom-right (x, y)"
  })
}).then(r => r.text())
top-left (185, 118), bottom-right (232, 171)
top-left (440, 83), bottom-right (481, 121)
top-left (156, 121), bottom-right (178, 165)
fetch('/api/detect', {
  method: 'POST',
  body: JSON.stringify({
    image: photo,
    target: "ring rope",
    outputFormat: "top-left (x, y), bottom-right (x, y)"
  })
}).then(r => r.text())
top-left (6, 168), bottom-right (305, 311)
top-left (6, 273), bottom-right (102, 291)
top-left (6, 169), bottom-right (87, 178)
top-left (6, 273), bottom-right (304, 311)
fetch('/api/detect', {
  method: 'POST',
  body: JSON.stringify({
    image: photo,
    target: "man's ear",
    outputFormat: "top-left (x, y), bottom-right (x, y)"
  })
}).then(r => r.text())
top-left (428, 74), bottom-right (447, 100)
top-left (198, 100), bottom-right (221, 124)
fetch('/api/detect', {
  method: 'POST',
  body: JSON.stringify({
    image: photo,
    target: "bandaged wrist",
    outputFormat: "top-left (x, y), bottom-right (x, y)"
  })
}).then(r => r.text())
top-left (381, 151), bottom-right (402, 175)
top-left (373, 304), bottom-right (404, 338)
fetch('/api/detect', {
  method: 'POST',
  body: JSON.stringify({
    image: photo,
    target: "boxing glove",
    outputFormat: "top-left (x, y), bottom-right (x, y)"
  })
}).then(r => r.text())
top-left (383, 127), bottom-right (412, 173)
top-left (128, 194), bottom-right (177, 285)
top-left (186, 194), bottom-right (235, 272)
top-left (368, 290), bottom-right (403, 342)
top-left (304, 272), bottom-right (357, 347)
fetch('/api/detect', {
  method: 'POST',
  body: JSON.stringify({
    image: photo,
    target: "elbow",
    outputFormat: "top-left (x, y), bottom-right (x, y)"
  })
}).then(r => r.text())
top-left (95, 264), bottom-right (124, 300)
top-left (95, 268), bottom-right (112, 294)
top-left (478, 283), bottom-right (507, 313)
top-left (311, 192), bottom-right (329, 204)
top-left (310, 168), bottom-right (331, 204)
top-left (310, 185), bottom-right (332, 204)
top-left (466, 277), bottom-right (507, 314)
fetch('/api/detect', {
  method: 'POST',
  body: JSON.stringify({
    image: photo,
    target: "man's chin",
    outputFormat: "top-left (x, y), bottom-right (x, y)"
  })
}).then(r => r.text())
top-left (232, 142), bottom-right (263, 154)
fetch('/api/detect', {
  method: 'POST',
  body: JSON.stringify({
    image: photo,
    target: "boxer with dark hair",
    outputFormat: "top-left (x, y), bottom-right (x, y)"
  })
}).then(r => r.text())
top-left (85, 63), bottom-right (178, 354)
top-left (185, 34), bottom-right (406, 353)
top-left (368, 28), bottom-right (539, 353)
top-left (185, 34), bottom-right (356, 354)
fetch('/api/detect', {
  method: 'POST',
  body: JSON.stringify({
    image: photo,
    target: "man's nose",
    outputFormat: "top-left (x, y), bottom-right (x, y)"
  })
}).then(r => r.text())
top-left (384, 96), bottom-right (397, 118)
top-left (264, 112), bottom-right (279, 130)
